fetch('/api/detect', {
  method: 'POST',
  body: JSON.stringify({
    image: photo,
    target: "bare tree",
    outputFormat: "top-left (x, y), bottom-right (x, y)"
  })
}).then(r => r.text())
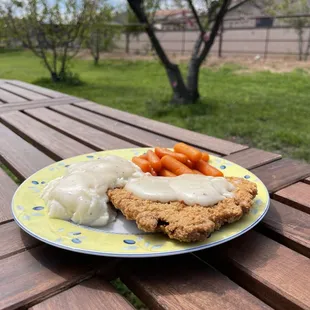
top-left (3, 0), bottom-right (98, 82)
top-left (127, 0), bottom-right (231, 104)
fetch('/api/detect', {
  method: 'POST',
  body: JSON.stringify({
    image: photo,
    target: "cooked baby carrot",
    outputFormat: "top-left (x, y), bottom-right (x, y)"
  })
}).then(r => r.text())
top-left (193, 169), bottom-right (204, 175)
top-left (174, 142), bottom-right (202, 162)
top-left (195, 160), bottom-right (224, 177)
top-left (159, 169), bottom-right (176, 177)
top-left (139, 153), bottom-right (148, 160)
top-left (185, 159), bottom-right (194, 169)
top-left (201, 152), bottom-right (210, 162)
top-left (154, 147), bottom-right (188, 164)
top-left (161, 155), bottom-right (193, 176)
top-left (132, 157), bottom-right (152, 173)
top-left (147, 150), bottom-right (162, 172)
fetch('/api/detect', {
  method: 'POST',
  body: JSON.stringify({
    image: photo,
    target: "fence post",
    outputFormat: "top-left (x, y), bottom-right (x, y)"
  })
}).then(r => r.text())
top-left (182, 24), bottom-right (185, 55)
top-left (218, 22), bottom-right (224, 58)
top-left (264, 27), bottom-right (270, 60)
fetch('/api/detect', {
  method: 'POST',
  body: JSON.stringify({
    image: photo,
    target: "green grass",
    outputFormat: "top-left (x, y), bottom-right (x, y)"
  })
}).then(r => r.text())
top-left (1, 50), bottom-right (309, 162)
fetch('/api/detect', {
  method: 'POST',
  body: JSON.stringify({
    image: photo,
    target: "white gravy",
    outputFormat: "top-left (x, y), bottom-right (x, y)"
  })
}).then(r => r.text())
top-left (125, 174), bottom-right (235, 206)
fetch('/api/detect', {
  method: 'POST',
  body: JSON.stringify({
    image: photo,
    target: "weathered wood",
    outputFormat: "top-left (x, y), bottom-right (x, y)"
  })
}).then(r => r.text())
top-left (0, 245), bottom-right (114, 310)
top-left (198, 231), bottom-right (310, 310)
top-left (225, 148), bottom-right (281, 169)
top-left (1, 111), bottom-right (94, 160)
top-left (0, 222), bottom-right (40, 260)
top-left (251, 159), bottom-right (310, 193)
top-left (0, 97), bottom-right (81, 114)
top-left (74, 101), bottom-right (248, 155)
top-left (121, 255), bottom-right (271, 310)
top-left (26, 108), bottom-right (138, 150)
top-left (274, 182), bottom-right (310, 214)
top-left (259, 199), bottom-right (310, 258)
top-left (51, 104), bottom-right (178, 148)
top-left (0, 89), bottom-right (27, 103)
top-left (30, 277), bottom-right (134, 310)
top-left (0, 123), bottom-right (54, 180)
top-left (0, 168), bottom-right (17, 224)
top-left (8, 80), bottom-right (68, 99)
top-left (0, 83), bottom-right (48, 101)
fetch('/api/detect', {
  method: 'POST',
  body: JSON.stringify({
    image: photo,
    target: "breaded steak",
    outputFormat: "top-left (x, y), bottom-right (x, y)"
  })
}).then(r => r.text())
top-left (107, 177), bottom-right (257, 242)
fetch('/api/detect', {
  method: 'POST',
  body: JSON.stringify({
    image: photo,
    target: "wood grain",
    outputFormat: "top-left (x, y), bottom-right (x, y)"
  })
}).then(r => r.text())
top-left (251, 158), bottom-right (310, 193)
top-left (0, 89), bottom-right (27, 103)
top-left (1, 111), bottom-right (94, 160)
top-left (26, 108), bottom-right (137, 150)
top-left (0, 97), bottom-right (81, 114)
top-left (121, 254), bottom-right (271, 310)
top-left (198, 231), bottom-right (310, 310)
top-left (0, 123), bottom-right (54, 180)
top-left (8, 80), bottom-right (67, 99)
top-left (74, 101), bottom-right (248, 155)
top-left (0, 245), bottom-right (113, 310)
top-left (0, 83), bottom-right (48, 101)
top-left (51, 105), bottom-right (178, 148)
top-left (0, 168), bottom-right (17, 224)
top-left (0, 222), bottom-right (40, 260)
top-left (259, 199), bottom-right (310, 258)
top-left (30, 277), bottom-right (134, 310)
top-left (225, 148), bottom-right (281, 169)
top-left (273, 182), bottom-right (310, 214)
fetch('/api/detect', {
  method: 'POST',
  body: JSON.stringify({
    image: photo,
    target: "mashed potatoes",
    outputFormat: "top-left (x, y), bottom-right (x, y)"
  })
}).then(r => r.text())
top-left (42, 155), bottom-right (144, 226)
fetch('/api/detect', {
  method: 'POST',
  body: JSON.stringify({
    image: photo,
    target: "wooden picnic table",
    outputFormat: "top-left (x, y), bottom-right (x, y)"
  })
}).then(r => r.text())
top-left (0, 79), bottom-right (310, 310)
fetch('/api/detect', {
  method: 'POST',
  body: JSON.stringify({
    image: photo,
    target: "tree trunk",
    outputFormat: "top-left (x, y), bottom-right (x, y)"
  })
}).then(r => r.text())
top-left (94, 56), bottom-right (99, 65)
top-left (298, 28), bottom-right (303, 61)
top-left (125, 33), bottom-right (130, 54)
top-left (51, 71), bottom-right (60, 82)
top-left (187, 58), bottom-right (200, 102)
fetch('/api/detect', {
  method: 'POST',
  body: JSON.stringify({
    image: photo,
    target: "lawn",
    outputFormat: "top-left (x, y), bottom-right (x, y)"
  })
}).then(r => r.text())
top-left (1, 50), bottom-right (309, 162)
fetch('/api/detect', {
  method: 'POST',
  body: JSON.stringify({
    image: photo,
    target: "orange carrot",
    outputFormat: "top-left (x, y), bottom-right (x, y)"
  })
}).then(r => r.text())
top-left (185, 159), bottom-right (194, 169)
top-left (161, 155), bottom-right (193, 176)
top-left (195, 160), bottom-right (224, 177)
top-left (193, 169), bottom-right (204, 175)
top-left (147, 150), bottom-right (162, 172)
top-left (201, 152), bottom-right (210, 162)
top-left (132, 157), bottom-right (152, 173)
top-left (154, 147), bottom-right (188, 164)
top-left (139, 153), bottom-right (148, 160)
top-left (174, 142), bottom-right (202, 162)
top-left (159, 169), bottom-right (176, 177)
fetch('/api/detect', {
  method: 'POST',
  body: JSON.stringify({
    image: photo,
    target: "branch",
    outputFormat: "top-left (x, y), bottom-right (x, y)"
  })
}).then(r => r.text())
top-left (197, 0), bottom-right (231, 66)
top-left (186, 0), bottom-right (205, 34)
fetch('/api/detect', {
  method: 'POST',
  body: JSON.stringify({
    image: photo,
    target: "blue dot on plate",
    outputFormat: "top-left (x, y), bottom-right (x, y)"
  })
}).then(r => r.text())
top-left (32, 181), bottom-right (39, 185)
top-left (123, 240), bottom-right (136, 245)
top-left (33, 206), bottom-right (44, 211)
top-left (87, 155), bottom-right (94, 158)
top-left (72, 238), bottom-right (82, 244)
top-left (72, 232), bottom-right (81, 235)
top-left (41, 181), bottom-right (46, 184)
top-left (220, 165), bottom-right (226, 169)
top-left (65, 165), bottom-right (70, 167)
top-left (244, 175), bottom-right (251, 179)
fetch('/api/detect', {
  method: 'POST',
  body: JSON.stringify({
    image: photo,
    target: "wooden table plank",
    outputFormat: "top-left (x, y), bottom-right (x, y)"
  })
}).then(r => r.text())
top-left (198, 231), bottom-right (310, 310)
top-left (274, 182), bottom-right (310, 214)
top-left (51, 104), bottom-right (178, 148)
top-left (225, 148), bottom-right (281, 169)
top-left (0, 83), bottom-right (49, 101)
top-left (74, 101), bottom-right (248, 155)
top-left (0, 245), bottom-right (114, 310)
top-left (0, 168), bottom-right (17, 224)
top-left (120, 255), bottom-right (271, 310)
top-left (26, 108), bottom-right (138, 150)
top-left (0, 123), bottom-right (54, 180)
top-left (1, 111), bottom-right (94, 160)
top-left (0, 222), bottom-right (40, 260)
top-left (8, 80), bottom-right (67, 99)
top-left (0, 97), bottom-right (81, 114)
top-left (0, 89), bottom-right (27, 103)
top-left (30, 277), bottom-right (134, 310)
top-left (251, 158), bottom-right (310, 193)
top-left (259, 199), bottom-right (310, 258)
